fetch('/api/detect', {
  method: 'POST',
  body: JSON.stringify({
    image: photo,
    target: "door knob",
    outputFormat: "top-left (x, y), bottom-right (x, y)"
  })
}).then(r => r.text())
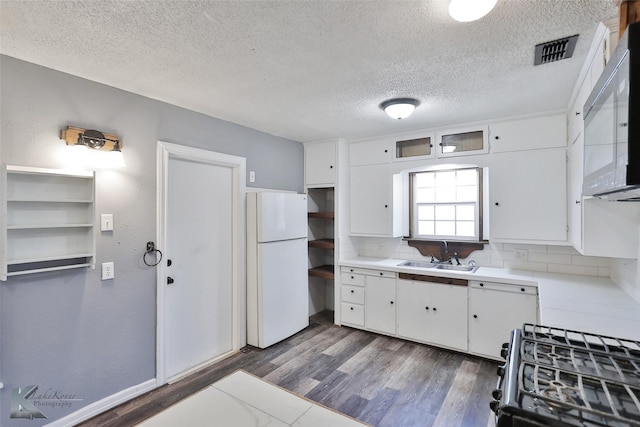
top-left (167, 277), bottom-right (174, 285)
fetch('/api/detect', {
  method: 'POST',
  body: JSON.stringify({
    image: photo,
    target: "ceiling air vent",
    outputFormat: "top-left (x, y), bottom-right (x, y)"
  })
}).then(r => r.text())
top-left (534, 34), bottom-right (578, 66)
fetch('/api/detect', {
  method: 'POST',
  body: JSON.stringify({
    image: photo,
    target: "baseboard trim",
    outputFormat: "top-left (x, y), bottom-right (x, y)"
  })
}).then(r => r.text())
top-left (45, 379), bottom-right (157, 427)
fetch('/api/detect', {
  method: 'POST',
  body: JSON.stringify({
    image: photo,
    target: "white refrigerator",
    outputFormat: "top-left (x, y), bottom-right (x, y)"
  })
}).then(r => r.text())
top-left (247, 191), bottom-right (309, 348)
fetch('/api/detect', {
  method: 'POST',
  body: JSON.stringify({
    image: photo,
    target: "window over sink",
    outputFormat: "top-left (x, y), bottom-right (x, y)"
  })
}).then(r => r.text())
top-left (410, 167), bottom-right (484, 241)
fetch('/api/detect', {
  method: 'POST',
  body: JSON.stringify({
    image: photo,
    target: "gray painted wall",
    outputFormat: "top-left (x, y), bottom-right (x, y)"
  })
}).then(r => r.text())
top-left (0, 55), bottom-right (303, 425)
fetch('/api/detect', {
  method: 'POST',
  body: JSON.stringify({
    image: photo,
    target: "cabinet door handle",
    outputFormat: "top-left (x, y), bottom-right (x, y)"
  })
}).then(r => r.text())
top-left (479, 283), bottom-right (484, 287)
top-left (520, 288), bottom-right (525, 292)
top-left (494, 136), bottom-right (500, 140)
top-left (329, 165), bottom-right (334, 169)
top-left (384, 149), bottom-right (388, 153)
top-left (390, 301), bottom-right (394, 305)
top-left (350, 307), bottom-right (354, 311)
top-left (167, 277), bottom-right (174, 285)
top-left (473, 314), bottom-right (478, 319)
top-left (350, 290), bottom-right (354, 293)
top-left (433, 307), bottom-right (437, 311)
top-left (425, 306), bottom-right (429, 310)
top-left (495, 202), bottom-right (500, 206)
top-left (575, 200), bottom-right (581, 204)
top-left (575, 111), bottom-right (581, 116)
top-left (384, 204), bottom-right (388, 208)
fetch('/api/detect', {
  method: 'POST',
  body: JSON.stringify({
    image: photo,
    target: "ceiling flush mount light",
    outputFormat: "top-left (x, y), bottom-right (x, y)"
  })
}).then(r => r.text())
top-left (61, 126), bottom-right (125, 168)
top-left (380, 98), bottom-right (420, 120)
top-left (449, 0), bottom-right (497, 22)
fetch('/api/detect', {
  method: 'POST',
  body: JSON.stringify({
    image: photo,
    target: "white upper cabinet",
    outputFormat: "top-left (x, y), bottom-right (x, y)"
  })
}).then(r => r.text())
top-left (490, 147), bottom-right (567, 244)
top-left (489, 114), bottom-right (566, 153)
top-left (350, 164), bottom-right (402, 237)
top-left (436, 125), bottom-right (488, 158)
top-left (568, 73), bottom-right (593, 145)
top-left (393, 134), bottom-right (435, 162)
top-left (349, 139), bottom-right (393, 166)
top-left (305, 141), bottom-right (336, 186)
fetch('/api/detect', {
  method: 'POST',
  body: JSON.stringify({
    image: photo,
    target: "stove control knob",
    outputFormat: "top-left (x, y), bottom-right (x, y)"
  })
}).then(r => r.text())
top-left (489, 400), bottom-right (501, 413)
top-left (492, 389), bottom-right (502, 400)
top-left (500, 343), bottom-right (510, 359)
top-left (497, 364), bottom-right (506, 377)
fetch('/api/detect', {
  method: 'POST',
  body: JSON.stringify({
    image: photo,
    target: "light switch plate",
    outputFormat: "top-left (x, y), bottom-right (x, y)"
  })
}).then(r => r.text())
top-left (249, 171), bottom-right (256, 183)
top-left (102, 262), bottom-right (115, 280)
top-left (101, 214), bottom-right (114, 231)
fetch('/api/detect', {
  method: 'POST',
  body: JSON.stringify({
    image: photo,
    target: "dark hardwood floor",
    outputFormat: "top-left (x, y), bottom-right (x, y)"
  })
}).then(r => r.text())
top-left (78, 312), bottom-right (499, 427)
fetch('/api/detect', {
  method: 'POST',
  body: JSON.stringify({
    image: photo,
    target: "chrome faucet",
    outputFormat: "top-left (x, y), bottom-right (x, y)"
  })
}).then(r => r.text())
top-left (440, 240), bottom-right (449, 263)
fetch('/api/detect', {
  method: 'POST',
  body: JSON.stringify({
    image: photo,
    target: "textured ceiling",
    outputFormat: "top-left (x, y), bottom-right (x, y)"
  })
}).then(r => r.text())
top-left (0, 1), bottom-right (619, 143)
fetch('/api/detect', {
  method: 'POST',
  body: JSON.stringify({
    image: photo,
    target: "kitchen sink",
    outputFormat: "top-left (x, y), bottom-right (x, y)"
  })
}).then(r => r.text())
top-left (434, 264), bottom-right (478, 273)
top-left (397, 260), bottom-right (438, 269)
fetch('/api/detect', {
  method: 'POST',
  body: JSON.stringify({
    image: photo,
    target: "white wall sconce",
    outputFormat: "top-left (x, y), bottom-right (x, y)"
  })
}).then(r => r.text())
top-left (380, 98), bottom-right (420, 120)
top-left (449, 0), bottom-right (497, 22)
top-left (61, 126), bottom-right (125, 168)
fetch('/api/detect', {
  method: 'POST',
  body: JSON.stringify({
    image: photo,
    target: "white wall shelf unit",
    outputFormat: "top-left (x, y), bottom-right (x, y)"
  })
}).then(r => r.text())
top-left (1, 165), bottom-right (96, 280)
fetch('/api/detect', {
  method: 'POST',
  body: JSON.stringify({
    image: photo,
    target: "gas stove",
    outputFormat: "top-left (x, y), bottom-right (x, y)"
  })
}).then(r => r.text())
top-left (492, 324), bottom-right (640, 427)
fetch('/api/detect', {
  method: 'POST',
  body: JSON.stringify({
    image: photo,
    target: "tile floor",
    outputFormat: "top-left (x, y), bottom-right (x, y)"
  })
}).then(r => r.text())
top-left (136, 370), bottom-right (369, 426)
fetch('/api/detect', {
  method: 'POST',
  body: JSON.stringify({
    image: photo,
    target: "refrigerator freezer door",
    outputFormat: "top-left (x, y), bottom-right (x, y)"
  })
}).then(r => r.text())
top-left (257, 192), bottom-right (307, 243)
top-left (256, 238), bottom-right (309, 348)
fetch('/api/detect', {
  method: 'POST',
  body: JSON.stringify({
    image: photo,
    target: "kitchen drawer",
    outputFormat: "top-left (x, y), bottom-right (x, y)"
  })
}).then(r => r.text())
top-left (342, 285), bottom-right (365, 304)
top-left (341, 266), bottom-right (396, 278)
top-left (342, 273), bottom-right (365, 287)
top-left (341, 302), bottom-right (365, 326)
top-left (470, 280), bottom-right (537, 295)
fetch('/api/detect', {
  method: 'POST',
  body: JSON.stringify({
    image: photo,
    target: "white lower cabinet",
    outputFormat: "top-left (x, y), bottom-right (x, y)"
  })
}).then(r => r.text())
top-left (340, 267), bottom-right (539, 360)
top-left (340, 267), bottom-right (367, 327)
top-left (341, 302), bottom-right (365, 326)
top-left (397, 278), bottom-right (468, 352)
top-left (365, 274), bottom-right (396, 335)
top-left (468, 281), bottom-right (538, 359)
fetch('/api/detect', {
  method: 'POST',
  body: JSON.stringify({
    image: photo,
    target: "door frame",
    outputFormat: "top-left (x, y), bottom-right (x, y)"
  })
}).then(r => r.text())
top-left (155, 141), bottom-right (246, 385)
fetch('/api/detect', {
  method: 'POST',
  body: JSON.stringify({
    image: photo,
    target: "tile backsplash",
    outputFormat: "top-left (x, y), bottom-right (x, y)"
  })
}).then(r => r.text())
top-left (348, 237), bottom-right (611, 278)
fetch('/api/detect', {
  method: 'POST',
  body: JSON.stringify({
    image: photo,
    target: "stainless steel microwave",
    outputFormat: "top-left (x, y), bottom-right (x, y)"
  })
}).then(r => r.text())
top-left (583, 22), bottom-right (640, 201)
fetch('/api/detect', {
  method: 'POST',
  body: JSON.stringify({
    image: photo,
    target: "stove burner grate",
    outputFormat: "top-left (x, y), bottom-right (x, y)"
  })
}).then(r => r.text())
top-left (519, 362), bottom-right (640, 426)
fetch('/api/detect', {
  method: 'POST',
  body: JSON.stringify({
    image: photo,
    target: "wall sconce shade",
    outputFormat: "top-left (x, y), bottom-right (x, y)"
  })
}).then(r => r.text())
top-left (61, 126), bottom-right (122, 152)
top-left (380, 98), bottom-right (420, 120)
top-left (60, 126), bottom-right (125, 169)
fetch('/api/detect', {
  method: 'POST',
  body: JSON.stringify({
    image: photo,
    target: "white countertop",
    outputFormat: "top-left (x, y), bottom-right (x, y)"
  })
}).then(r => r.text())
top-left (340, 257), bottom-right (640, 341)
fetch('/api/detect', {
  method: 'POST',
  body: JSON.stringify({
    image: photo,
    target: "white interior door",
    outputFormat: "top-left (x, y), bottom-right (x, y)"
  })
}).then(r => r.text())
top-left (157, 142), bottom-right (246, 383)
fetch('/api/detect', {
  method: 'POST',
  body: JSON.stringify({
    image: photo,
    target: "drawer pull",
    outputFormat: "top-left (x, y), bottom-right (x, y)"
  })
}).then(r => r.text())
top-left (350, 290), bottom-right (354, 293)
top-left (473, 314), bottom-right (478, 319)
top-left (390, 301), bottom-right (394, 305)
top-left (425, 306), bottom-right (429, 310)
top-left (350, 307), bottom-right (354, 311)
top-left (433, 307), bottom-right (437, 311)
top-left (520, 288), bottom-right (525, 292)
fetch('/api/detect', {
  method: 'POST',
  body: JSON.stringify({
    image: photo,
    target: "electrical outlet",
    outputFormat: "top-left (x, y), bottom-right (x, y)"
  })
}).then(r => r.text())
top-left (102, 262), bottom-right (115, 280)
top-left (515, 249), bottom-right (528, 260)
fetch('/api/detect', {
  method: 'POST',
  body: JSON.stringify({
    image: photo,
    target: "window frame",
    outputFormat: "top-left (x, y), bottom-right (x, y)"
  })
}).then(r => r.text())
top-left (409, 167), bottom-right (484, 242)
